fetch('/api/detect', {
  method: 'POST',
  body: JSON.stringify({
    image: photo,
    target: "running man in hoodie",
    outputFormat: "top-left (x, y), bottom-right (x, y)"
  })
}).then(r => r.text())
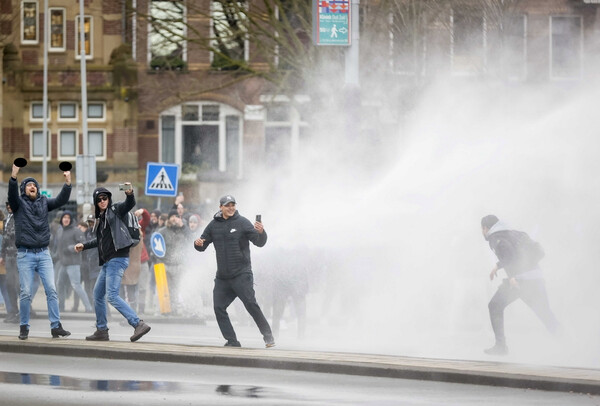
top-left (75, 184), bottom-right (151, 342)
top-left (481, 215), bottom-right (560, 355)
top-left (193, 195), bottom-right (275, 348)
top-left (8, 163), bottom-right (72, 340)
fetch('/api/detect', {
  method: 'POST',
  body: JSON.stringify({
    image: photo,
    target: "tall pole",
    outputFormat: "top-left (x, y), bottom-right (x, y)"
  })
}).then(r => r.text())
top-left (80, 0), bottom-right (88, 155)
top-left (344, 0), bottom-right (360, 146)
top-left (42, 0), bottom-right (49, 190)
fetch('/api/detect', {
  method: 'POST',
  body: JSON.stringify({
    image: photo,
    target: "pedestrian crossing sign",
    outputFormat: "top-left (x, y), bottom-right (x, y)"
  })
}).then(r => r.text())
top-left (145, 162), bottom-right (180, 197)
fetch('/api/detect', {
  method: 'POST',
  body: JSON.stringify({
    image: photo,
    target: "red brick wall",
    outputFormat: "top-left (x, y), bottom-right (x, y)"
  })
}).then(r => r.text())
top-left (22, 50), bottom-right (38, 65)
top-left (102, 0), bottom-right (122, 15)
top-left (0, 0), bottom-right (12, 14)
top-left (0, 20), bottom-right (11, 36)
top-left (2, 128), bottom-right (25, 153)
top-left (104, 19), bottom-right (121, 36)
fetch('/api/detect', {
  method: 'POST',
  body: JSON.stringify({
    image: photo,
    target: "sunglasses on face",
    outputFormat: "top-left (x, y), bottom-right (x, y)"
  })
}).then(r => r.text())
top-left (98, 196), bottom-right (109, 202)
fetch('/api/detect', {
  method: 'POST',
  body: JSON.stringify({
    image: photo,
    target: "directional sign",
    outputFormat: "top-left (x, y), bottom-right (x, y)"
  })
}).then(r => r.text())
top-left (145, 162), bottom-right (179, 197)
top-left (41, 190), bottom-right (52, 198)
top-left (151, 232), bottom-right (166, 258)
top-left (313, 0), bottom-right (350, 46)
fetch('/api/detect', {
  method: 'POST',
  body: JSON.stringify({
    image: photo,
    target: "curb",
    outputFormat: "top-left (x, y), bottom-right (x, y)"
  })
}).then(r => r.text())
top-left (1, 336), bottom-right (600, 395)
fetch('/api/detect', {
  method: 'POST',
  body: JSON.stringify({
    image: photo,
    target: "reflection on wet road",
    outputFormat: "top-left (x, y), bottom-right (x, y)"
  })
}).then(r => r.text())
top-left (0, 371), bottom-right (291, 400)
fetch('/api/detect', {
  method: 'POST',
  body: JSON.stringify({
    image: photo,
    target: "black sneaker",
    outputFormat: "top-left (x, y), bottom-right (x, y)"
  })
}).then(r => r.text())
top-left (86, 328), bottom-right (109, 341)
top-left (51, 322), bottom-right (71, 338)
top-left (484, 343), bottom-right (508, 356)
top-left (18, 325), bottom-right (29, 340)
top-left (224, 340), bottom-right (241, 347)
top-left (130, 320), bottom-right (151, 342)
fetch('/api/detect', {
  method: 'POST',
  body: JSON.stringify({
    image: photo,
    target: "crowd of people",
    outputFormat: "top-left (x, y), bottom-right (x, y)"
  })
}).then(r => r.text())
top-left (0, 162), bottom-right (560, 353)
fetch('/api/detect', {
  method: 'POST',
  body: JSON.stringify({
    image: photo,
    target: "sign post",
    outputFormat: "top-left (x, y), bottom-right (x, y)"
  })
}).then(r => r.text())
top-left (151, 232), bottom-right (171, 314)
top-left (145, 162), bottom-right (180, 198)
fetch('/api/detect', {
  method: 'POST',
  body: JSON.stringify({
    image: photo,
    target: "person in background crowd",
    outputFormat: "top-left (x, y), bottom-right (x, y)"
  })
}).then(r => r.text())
top-left (57, 211), bottom-right (92, 313)
top-left (8, 163), bottom-right (72, 340)
top-left (158, 210), bottom-right (190, 315)
top-left (194, 195), bottom-right (274, 348)
top-left (75, 185), bottom-right (151, 342)
top-left (0, 203), bottom-right (19, 323)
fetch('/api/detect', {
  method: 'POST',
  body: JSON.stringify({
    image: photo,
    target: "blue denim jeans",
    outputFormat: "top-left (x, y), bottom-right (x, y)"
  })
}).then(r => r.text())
top-left (64, 265), bottom-right (93, 312)
top-left (93, 257), bottom-right (140, 330)
top-left (16, 248), bottom-right (60, 328)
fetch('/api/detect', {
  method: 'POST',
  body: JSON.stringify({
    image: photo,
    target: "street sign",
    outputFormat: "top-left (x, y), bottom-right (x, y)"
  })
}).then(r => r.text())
top-left (313, 0), bottom-right (350, 46)
top-left (151, 232), bottom-right (166, 258)
top-left (145, 162), bottom-right (179, 197)
top-left (41, 190), bottom-right (52, 198)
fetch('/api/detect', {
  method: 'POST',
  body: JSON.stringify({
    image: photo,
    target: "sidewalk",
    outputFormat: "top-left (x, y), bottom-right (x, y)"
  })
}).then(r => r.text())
top-left (1, 333), bottom-right (600, 395)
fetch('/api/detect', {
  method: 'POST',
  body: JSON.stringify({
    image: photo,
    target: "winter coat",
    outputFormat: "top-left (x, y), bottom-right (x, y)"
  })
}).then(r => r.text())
top-left (486, 221), bottom-right (541, 278)
top-left (195, 210), bottom-right (267, 279)
top-left (7, 176), bottom-right (71, 249)
top-left (0, 213), bottom-right (17, 260)
top-left (57, 213), bottom-right (84, 267)
top-left (81, 228), bottom-right (101, 280)
top-left (82, 187), bottom-right (136, 265)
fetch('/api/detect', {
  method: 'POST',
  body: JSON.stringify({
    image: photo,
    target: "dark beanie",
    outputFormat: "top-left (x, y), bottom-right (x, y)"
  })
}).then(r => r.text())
top-left (168, 210), bottom-right (179, 219)
top-left (481, 215), bottom-right (499, 229)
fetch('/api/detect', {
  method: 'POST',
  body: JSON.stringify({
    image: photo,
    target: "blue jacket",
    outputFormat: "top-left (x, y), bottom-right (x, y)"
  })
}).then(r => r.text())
top-left (7, 176), bottom-right (71, 249)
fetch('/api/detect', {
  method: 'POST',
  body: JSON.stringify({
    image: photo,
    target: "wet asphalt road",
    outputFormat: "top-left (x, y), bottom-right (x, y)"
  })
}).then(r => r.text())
top-left (1, 352), bottom-right (600, 406)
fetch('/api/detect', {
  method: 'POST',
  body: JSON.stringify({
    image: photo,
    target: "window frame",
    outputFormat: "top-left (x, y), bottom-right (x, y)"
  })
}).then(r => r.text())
top-left (549, 15), bottom-right (583, 81)
top-left (148, 0), bottom-right (188, 68)
top-left (57, 129), bottom-right (78, 160)
top-left (30, 101), bottom-right (50, 122)
top-left (58, 101), bottom-right (78, 122)
top-left (209, 0), bottom-right (249, 67)
top-left (30, 129), bottom-right (51, 161)
top-left (87, 102), bottom-right (106, 122)
top-left (75, 15), bottom-right (93, 60)
top-left (450, 8), bottom-right (487, 76)
top-left (21, 1), bottom-right (39, 45)
top-left (48, 7), bottom-right (66, 52)
top-left (87, 129), bottom-right (107, 161)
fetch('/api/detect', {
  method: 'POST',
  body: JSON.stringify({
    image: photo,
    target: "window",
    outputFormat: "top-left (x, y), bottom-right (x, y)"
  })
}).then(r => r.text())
top-left (30, 102), bottom-right (49, 121)
top-left (30, 130), bottom-right (50, 160)
top-left (502, 15), bottom-right (527, 80)
top-left (87, 130), bottom-right (106, 160)
top-left (58, 130), bottom-right (77, 159)
top-left (389, 12), bottom-right (418, 75)
top-left (262, 96), bottom-right (309, 169)
top-left (49, 8), bottom-right (66, 51)
top-left (551, 16), bottom-right (582, 79)
top-left (149, 1), bottom-right (186, 70)
top-left (211, 0), bottom-right (248, 69)
top-left (87, 102), bottom-right (105, 121)
top-left (160, 102), bottom-right (243, 177)
top-left (21, 1), bottom-right (38, 44)
top-left (75, 15), bottom-right (93, 60)
top-left (58, 102), bottom-right (77, 121)
top-left (452, 10), bottom-right (485, 74)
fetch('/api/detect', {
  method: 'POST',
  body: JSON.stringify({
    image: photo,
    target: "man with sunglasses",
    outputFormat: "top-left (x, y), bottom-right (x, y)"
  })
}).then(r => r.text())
top-left (7, 163), bottom-right (72, 340)
top-left (75, 185), bottom-right (151, 342)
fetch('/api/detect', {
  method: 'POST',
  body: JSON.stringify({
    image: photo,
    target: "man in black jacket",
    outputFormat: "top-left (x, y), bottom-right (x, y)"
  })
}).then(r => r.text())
top-left (0, 202), bottom-right (19, 323)
top-left (482, 214), bottom-right (559, 355)
top-left (194, 195), bottom-right (274, 348)
top-left (8, 163), bottom-right (71, 340)
top-left (75, 185), bottom-right (151, 342)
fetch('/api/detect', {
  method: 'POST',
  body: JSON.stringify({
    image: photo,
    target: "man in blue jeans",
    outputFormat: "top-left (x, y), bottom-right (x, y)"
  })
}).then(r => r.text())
top-left (75, 184), bottom-right (151, 342)
top-left (8, 163), bottom-right (72, 340)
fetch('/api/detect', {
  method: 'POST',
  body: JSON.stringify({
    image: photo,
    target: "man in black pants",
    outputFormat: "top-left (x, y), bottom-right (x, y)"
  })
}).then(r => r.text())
top-left (194, 195), bottom-right (274, 348)
top-left (481, 214), bottom-right (559, 355)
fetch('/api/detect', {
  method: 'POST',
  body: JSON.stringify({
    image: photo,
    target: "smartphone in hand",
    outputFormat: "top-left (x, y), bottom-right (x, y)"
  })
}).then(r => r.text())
top-left (255, 214), bottom-right (261, 223)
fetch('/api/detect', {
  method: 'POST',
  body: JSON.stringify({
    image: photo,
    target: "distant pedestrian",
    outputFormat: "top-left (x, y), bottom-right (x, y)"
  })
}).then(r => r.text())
top-left (194, 195), bottom-right (274, 348)
top-left (0, 203), bottom-right (19, 323)
top-left (75, 184), bottom-right (151, 342)
top-left (481, 215), bottom-right (560, 355)
top-left (8, 163), bottom-right (72, 340)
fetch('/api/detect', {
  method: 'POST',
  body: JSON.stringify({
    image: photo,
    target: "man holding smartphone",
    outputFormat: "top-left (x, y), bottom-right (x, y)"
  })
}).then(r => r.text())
top-left (193, 195), bottom-right (274, 348)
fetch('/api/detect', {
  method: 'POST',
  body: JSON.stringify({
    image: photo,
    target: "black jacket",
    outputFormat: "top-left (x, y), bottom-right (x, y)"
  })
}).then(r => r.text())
top-left (195, 210), bottom-right (267, 279)
top-left (82, 187), bottom-right (136, 265)
top-left (486, 221), bottom-right (540, 277)
top-left (0, 213), bottom-right (17, 259)
top-left (8, 176), bottom-right (71, 249)
top-left (57, 213), bottom-right (84, 267)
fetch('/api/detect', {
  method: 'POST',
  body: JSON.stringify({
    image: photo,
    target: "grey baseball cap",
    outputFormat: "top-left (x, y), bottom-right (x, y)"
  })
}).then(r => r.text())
top-left (219, 195), bottom-right (236, 206)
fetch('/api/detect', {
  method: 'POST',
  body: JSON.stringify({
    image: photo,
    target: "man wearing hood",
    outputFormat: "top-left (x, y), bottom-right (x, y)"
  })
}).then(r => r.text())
top-left (194, 195), bottom-right (274, 348)
top-left (8, 163), bottom-right (72, 340)
top-left (75, 184), bottom-right (151, 342)
top-left (481, 215), bottom-right (560, 355)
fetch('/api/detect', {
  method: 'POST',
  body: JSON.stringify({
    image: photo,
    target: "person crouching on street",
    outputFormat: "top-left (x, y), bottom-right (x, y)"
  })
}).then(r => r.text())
top-left (75, 185), bottom-right (151, 342)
